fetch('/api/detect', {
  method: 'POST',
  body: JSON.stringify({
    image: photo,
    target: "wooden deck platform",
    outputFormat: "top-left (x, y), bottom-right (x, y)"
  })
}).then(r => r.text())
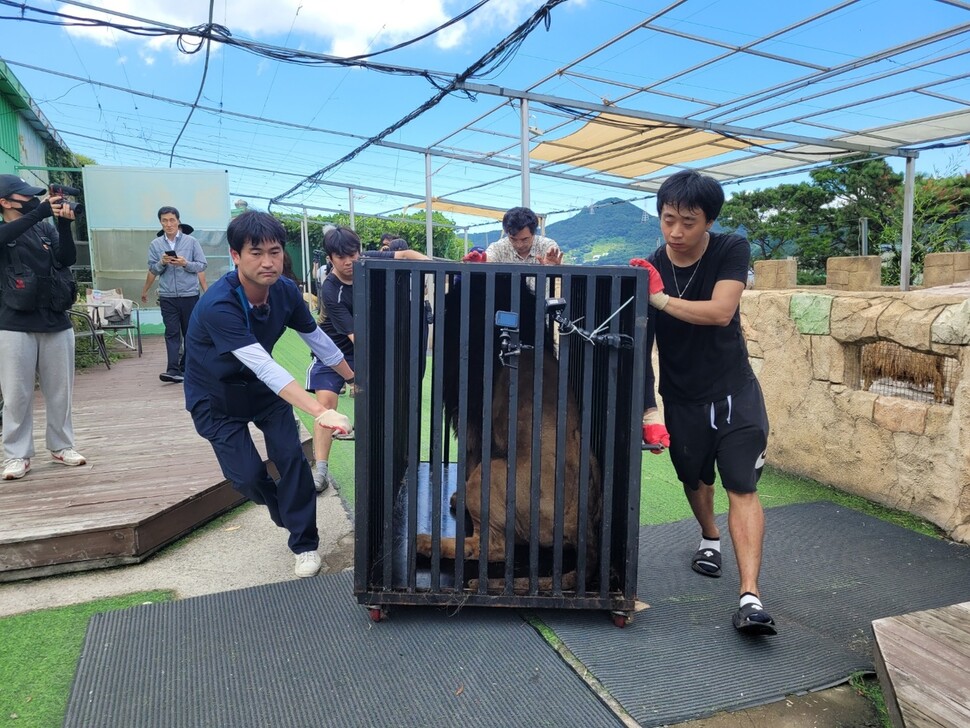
top-left (0, 337), bottom-right (250, 582)
top-left (873, 601), bottom-right (970, 728)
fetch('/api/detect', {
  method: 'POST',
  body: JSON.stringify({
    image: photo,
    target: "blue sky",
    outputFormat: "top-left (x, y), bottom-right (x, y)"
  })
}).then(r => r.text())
top-left (2, 0), bottom-right (968, 234)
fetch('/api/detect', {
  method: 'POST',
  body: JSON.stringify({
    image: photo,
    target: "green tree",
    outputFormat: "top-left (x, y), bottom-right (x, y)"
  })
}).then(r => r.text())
top-left (878, 172), bottom-right (970, 285)
top-left (809, 157), bottom-right (902, 253)
top-left (276, 210), bottom-right (462, 260)
top-left (718, 158), bottom-right (908, 282)
top-left (719, 183), bottom-right (833, 265)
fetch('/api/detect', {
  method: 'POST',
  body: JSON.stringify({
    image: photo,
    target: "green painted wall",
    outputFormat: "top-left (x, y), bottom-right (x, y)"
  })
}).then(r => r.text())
top-left (0, 92), bottom-right (21, 172)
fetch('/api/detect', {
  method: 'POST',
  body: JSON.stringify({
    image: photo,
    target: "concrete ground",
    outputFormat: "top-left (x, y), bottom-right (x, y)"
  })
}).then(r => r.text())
top-left (0, 487), bottom-right (882, 728)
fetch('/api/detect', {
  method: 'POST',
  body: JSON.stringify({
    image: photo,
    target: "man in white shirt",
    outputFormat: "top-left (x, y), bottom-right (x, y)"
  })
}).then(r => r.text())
top-left (484, 207), bottom-right (563, 265)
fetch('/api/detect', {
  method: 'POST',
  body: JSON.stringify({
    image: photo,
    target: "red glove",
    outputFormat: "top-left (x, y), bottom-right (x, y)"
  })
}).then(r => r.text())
top-left (642, 423), bottom-right (671, 452)
top-left (463, 249), bottom-right (487, 263)
top-left (630, 258), bottom-right (670, 309)
top-left (629, 258), bottom-right (664, 295)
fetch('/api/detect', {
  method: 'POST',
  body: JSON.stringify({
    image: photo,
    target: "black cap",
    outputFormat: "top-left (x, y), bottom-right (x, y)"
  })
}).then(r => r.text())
top-left (156, 223), bottom-right (195, 237)
top-left (0, 174), bottom-right (46, 200)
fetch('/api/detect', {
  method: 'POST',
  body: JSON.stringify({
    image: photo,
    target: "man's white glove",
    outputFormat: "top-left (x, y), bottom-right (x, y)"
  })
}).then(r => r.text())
top-left (315, 409), bottom-right (352, 436)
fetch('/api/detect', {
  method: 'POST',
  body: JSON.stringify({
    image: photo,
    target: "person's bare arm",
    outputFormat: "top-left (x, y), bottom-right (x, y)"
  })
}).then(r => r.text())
top-left (393, 249), bottom-right (431, 260)
top-left (659, 279), bottom-right (745, 326)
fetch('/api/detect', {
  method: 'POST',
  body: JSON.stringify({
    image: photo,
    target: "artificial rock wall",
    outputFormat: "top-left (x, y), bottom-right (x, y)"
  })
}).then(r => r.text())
top-left (923, 251), bottom-right (970, 288)
top-left (741, 288), bottom-right (970, 543)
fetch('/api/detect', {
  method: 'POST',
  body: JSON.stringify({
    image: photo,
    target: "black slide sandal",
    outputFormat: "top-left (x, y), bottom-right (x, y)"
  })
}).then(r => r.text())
top-left (691, 547), bottom-right (721, 577)
top-left (733, 602), bottom-right (777, 635)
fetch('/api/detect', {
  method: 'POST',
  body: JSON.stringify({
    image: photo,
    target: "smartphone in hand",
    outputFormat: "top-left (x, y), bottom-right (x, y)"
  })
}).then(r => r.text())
top-left (165, 250), bottom-right (177, 257)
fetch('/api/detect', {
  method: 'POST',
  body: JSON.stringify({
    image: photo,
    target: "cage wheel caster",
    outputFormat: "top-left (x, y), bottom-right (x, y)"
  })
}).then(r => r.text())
top-left (611, 611), bottom-right (630, 628)
top-left (368, 606), bottom-right (386, 623)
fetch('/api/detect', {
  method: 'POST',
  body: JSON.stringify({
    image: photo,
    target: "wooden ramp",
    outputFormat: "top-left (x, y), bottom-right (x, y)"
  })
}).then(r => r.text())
top-left (0, 337), bottom-right (250, 582)
top-left (873, 602), bottom-right (970, 728)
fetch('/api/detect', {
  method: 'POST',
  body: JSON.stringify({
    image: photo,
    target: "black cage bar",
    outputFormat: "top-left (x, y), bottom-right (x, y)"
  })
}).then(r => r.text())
top-left (353, 259), bottom-right (649, 617)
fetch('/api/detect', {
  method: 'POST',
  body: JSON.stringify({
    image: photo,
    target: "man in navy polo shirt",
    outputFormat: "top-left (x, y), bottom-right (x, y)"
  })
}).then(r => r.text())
top-left (184, 211), bottom-right (354, 578)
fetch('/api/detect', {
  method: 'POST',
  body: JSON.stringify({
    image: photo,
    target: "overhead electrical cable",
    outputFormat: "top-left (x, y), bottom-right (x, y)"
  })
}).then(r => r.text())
top-left (0, 60), bottom-right (372, 144)
top-left (168, 0), bottom-right (216, 166)
top-left (0, 0), bottom-right (465, 84)
top-left (270, 0), bottom-right (569, 207)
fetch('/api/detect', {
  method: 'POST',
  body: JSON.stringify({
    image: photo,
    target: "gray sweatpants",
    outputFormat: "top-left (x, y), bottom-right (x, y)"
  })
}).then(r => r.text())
top-left (0, 328), bottom-right (77, 459)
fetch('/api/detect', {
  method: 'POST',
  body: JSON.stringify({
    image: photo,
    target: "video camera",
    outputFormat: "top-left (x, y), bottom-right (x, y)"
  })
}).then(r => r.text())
top-left (494, 309), bottom-right (531, 368)
top-left (49, 184), bottom-right (84, 216)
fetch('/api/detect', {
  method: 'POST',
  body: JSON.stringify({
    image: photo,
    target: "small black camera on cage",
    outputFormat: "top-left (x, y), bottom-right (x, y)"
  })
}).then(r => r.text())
top-left (495, 309), bottom-right (531, 368)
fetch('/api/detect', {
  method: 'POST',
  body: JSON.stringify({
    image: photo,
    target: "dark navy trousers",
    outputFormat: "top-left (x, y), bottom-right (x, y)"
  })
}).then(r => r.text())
top-left (160, 295), bottom-right (199, 374)
top-left (190, 396), bottom-right (318, 554)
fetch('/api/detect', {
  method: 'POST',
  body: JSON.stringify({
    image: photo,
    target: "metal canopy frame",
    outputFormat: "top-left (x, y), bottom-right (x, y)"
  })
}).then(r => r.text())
top-left (7, 1), bottom-right (965, 290)
top-left (289, 0), bottom-right (969, 288)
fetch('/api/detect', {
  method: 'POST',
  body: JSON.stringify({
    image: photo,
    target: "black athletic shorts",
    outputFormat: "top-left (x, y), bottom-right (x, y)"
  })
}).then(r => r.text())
top-left (664, 376), bottom-right (769, 494)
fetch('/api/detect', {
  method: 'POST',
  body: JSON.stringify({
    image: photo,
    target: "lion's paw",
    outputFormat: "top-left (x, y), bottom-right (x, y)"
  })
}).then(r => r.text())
top-left (414, 533), bottom-right (433, 556)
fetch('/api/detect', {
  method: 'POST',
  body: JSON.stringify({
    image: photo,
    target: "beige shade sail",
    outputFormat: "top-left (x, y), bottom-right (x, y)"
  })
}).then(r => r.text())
top-left (529, 113), bottom-right (772, 179)
top-left (404, 198), bottom-right (509, 221)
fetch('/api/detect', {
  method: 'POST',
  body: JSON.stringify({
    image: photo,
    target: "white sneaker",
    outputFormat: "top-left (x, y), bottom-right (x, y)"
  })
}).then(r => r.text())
top-left (51, 448), bottom-right (86, 466)
top-left (2, 458), bottom-right (30, 480)
top-left (294, 550), bottom-right (322, 578)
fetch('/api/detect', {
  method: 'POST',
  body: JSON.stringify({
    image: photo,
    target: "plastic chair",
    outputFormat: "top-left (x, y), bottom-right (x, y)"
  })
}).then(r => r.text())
top-left (86, 288), bottom-right (142, 357)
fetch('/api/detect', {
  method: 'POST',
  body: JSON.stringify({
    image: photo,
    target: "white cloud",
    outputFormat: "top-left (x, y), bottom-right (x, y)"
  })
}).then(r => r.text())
top-left (58, 0), bottom-right (545, 59)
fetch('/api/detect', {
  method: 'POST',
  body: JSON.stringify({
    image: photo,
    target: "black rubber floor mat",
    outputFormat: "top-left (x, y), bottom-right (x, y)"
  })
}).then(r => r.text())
top-left (541, 501), bottom-right (970, 727)
top-left (65, 570), bottom-right (621, 728)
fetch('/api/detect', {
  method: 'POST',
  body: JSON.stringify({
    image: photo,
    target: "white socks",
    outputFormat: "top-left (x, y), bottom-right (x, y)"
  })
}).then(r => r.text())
top-left (699, 536), bottom-right (720, 553)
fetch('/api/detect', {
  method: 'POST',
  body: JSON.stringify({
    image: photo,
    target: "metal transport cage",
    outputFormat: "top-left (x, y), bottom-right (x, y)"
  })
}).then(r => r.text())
top-left (353, 259), bottom-right (649, 625)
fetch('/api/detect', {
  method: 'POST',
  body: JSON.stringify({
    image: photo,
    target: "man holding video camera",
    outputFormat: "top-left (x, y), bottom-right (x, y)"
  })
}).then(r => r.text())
top-left (141, 206), bottom-right (207, 384)
top-left (0, 175), bottom-right (86, 480)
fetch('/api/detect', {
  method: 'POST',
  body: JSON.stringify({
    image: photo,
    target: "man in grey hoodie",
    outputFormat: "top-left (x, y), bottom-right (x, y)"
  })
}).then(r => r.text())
top-left (141, 206), bottom-right (207, 383)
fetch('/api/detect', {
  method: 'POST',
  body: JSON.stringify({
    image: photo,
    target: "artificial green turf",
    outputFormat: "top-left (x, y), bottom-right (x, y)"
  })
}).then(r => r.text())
top-left (0, 591), bottom-right (174, 728)
top-left (274, 329), bottom-right (358, 504)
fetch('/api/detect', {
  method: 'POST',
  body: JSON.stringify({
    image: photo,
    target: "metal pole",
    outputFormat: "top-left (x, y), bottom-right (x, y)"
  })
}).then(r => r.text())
top-left (463, 227), bottom-right (469, 255)
top-left (520, 97), bottom-right (530, 207)
top-left (900, 156), bottom-right (916, 291)
top-left (301, 207), bottom-right (310, 294)
top-left (860, 217), bottom-right (869, 256)
top-left (348, 188), bottom-right (356, 231)
top-left (425, 153), bottom-right (434, 257)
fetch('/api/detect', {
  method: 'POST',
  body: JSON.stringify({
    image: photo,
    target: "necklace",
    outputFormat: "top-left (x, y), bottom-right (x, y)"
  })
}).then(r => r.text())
top-left (667, 254), bottom-right (701, 298)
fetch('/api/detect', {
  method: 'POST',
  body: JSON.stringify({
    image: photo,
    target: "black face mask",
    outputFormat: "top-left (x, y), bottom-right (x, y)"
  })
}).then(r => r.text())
top-left (16, 197), bottom-right (41, 215)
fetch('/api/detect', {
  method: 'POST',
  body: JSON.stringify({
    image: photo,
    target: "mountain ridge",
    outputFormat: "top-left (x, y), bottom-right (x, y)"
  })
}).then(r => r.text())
top-left (466, 198), bottom-right (664, 265)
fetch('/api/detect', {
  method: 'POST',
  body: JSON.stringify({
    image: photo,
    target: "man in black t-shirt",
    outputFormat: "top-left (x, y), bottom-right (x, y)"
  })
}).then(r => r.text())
top-left (633, 170), bottom-right (775, 636)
